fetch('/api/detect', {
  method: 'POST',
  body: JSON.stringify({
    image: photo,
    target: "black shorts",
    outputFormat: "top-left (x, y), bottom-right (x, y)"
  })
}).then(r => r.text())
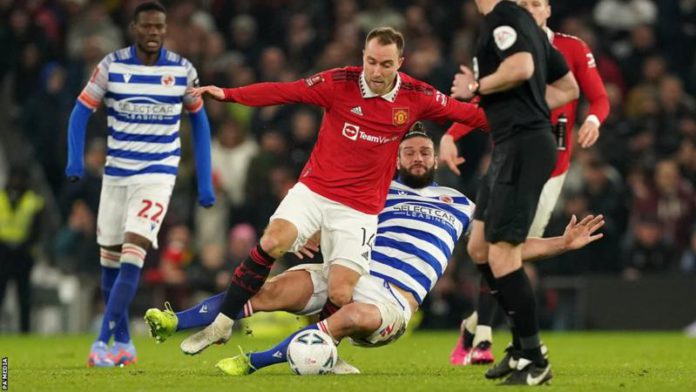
top-left (482, 130), bottom-right (556, 245)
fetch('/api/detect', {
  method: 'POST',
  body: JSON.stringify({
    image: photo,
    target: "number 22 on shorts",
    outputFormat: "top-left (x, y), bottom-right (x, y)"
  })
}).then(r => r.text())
top-left (137, 199), bottom-right (164, 223)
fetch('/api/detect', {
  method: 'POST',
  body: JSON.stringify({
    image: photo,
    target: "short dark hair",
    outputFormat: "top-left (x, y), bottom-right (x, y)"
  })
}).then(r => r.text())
top-left (133, 1), bottom-right (166, 22)
top-left (402, 122), bottom-right (433, 142)
top-left (365, 27), bottom-right (405, 56)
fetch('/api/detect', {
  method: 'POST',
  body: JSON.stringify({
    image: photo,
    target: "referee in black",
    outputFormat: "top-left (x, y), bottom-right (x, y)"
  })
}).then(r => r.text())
top-left (451, 0), bottom-right (578, 386)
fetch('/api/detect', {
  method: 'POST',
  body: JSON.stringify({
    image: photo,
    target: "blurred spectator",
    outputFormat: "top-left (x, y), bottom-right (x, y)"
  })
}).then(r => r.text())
top-left (195, 118), bottom-right (259, 246)
top-left (285, 12), bottom-right (324, 73)
top-left (357, 0), bottom-right (405, 32)
top-left (288, 109), bottom-right (319, 175)
top-left (656, 75), bottom-right (696, 155)
top-left (228, 14), bottom-right (263, 68)
top-left (53, 199), bottom-right (98, 276)
top-left (542, 191), bottom-right (622, 275)
top-left (620, 26), bottom-right (659, 88)
top-left (244, 130), bottom-right (289, 218)
top-left (676, 137), bottom-right (696, 185)
top-left (0, 166), bottom-right (45, 333)
top-left (187, 243), bottom-right (229, 299)
top-left (66, 2), bottom-right (122, 60)
top-left (58, 137), bottom-right (105, 217)
top-left (594, 0), bottom-right (657, 32)
top-left (622, 215), bottom-right (676, 280)
top-left (145, 225), bottom-right (193, 309)
top-left (632, 159), bottom-right (696, 250)
top-left (679, 226), bottom-right (696, 274)
top-left (22, 62), bottom-right (72, 193)
top-left (226, 223), bottom-right (257, 266)
top-left (212, 118), bottom-right (259, 210)
top-left (580, 155), bottom-right (629, 236)
top-left (0, 7), bottom-right (48, 92)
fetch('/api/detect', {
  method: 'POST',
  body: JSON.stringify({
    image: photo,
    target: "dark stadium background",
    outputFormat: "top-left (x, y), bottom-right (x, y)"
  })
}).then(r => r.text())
top-left (0, 0), bottom-right (694, 335)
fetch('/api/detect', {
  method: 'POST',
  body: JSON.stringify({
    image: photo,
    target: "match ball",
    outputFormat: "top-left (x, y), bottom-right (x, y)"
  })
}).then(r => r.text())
top-left (287, 329), bottom-right (337, 375)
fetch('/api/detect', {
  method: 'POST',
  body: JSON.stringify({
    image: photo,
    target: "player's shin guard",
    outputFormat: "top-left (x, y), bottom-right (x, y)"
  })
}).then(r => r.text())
top-left (219, 245), bottom-right (274, 319)
top-left (496, 267), bottom-right (545, 366)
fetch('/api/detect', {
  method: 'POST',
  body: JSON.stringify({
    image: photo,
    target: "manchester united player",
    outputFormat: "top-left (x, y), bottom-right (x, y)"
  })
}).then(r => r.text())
top-left (443, 0), bottom-right (610, 370)
top-left (167, 27), bottom-right (488, 355)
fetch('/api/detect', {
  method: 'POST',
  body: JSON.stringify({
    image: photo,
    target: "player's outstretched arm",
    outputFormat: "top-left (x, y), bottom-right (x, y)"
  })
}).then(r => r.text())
top-left (187, 85), bottom-right (225, 100)
top-left (188, 72), bottom-right (334, 108)
top-left (521, 214), bottom-right (605, 262)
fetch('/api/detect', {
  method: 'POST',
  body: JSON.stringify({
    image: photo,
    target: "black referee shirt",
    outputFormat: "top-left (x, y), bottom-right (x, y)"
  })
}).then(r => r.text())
top-left (474, 0), bottom-right (569, 143)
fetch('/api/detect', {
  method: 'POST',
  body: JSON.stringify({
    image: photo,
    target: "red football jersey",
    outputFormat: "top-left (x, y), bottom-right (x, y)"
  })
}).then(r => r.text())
top-left (222, 66), bottom-right (488, 214)
top-left (550, 30), bottom-right (610, 177)
top-left (446, 30), bottom-right (609, 178)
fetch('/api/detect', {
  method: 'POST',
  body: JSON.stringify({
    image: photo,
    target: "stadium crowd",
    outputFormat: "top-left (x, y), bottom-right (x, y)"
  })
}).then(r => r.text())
top-left (0, 0), bottom-right (695, 332)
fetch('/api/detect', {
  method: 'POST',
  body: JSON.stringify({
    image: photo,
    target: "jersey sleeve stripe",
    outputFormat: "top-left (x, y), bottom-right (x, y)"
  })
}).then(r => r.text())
top-left (184, 99), bottom-right (203, 113)
top-left (78, 92), bottom-right (100, 109)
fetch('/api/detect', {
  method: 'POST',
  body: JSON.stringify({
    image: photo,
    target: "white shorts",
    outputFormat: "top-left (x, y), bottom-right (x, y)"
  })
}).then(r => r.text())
top-left (527, 172), bottom-right (566, 237)
top-left (271, 183), bottom-right (378, 275)
top-left (289, 263), bottom-right (412, 347)
top-left (97, 182), bottom-right (174, 249)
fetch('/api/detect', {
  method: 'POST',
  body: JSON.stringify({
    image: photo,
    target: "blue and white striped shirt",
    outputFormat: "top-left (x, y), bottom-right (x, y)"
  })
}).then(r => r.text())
top-left (370, 180), bottom-right (474, 304)
top-left (78, 45), bottom-right (203, 185)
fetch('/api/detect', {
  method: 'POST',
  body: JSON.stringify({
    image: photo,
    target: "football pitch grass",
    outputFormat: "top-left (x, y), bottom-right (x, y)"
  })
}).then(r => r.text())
top-left (1, 331), bottom-right (695, 391)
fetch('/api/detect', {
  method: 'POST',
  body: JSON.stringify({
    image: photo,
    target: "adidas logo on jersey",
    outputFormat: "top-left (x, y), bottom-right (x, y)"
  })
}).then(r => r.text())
top-left (351, 106), bottom-right (363, 116)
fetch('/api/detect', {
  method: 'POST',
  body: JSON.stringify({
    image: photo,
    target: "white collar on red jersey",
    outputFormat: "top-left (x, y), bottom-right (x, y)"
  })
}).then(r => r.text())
top-left (543, 26), bottom-right (554, 43)
top-left (359, 71), bottom-right (402, 102)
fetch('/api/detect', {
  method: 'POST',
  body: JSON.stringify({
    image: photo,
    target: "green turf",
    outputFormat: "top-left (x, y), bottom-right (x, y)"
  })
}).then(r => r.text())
top-left (1, 331), bottom-right (695, 391)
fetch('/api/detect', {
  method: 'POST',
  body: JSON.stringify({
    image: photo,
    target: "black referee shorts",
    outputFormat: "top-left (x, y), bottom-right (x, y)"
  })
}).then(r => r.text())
top-left (481, 130), bottom-right (556, 245)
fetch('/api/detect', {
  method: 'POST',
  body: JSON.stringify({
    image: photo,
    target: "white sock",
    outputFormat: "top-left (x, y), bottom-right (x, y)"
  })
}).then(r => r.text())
top-left (473, 325), bottom-right (492, 347)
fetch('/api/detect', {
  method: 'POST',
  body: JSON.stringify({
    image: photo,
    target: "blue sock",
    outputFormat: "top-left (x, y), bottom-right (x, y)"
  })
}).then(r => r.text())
top-left (114, 313), bottom-right (131, 343)
top-left (176, 292), bottom-right (226, 330)
top-left (101, 265), bottom-right (132, 343)
top-left (98, 263), bottom-right (141, 343)
top-left (248, 323), bottom-right (323, 371)
top-left (99, 266), bottom-right (118, 344)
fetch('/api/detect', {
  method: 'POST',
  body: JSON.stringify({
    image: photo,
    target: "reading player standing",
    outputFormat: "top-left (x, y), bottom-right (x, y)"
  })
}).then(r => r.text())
top-left (65, 1), bottom-right (215, 367)
top-left (176, 27), bottom-right (488, 355)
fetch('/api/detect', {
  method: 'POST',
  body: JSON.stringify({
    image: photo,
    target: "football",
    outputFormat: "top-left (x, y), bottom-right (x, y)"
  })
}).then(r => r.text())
top-left (286, 329), bottom-right (337, 375)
